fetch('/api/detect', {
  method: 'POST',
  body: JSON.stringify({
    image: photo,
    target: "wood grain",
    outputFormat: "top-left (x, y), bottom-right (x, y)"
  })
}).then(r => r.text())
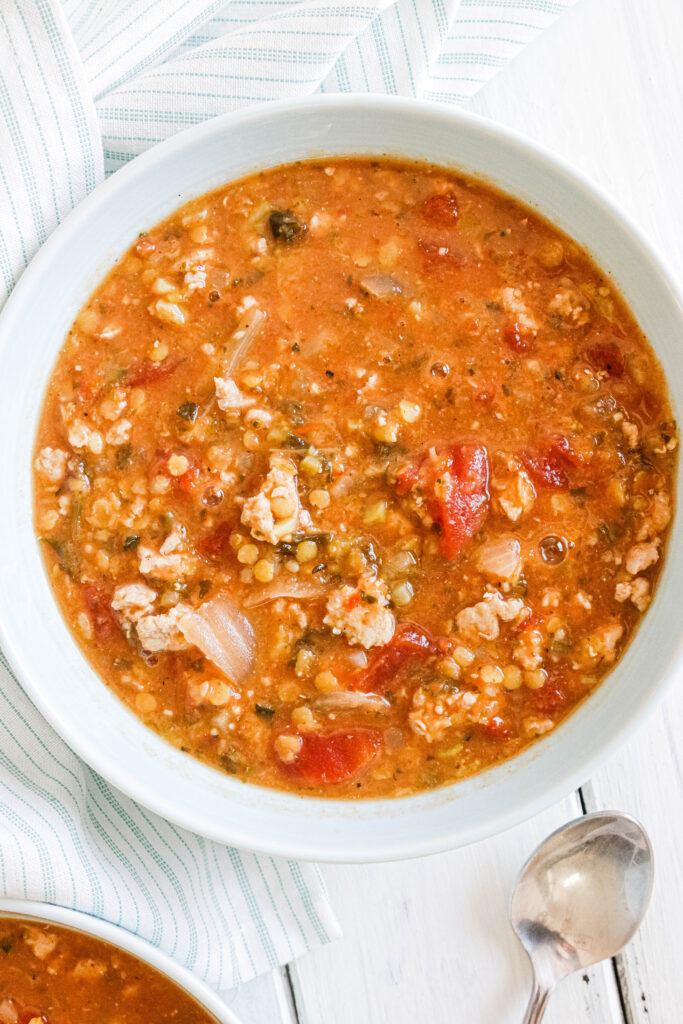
top-left (289, 796), bottom-right (622, 1023)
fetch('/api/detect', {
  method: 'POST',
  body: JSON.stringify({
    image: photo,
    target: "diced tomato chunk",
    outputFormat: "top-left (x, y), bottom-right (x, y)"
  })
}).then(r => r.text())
top-left (19, 1011), bottom-right (47, 1024)
top-left (521, 432), bottom-right (588, 488)
top-left (279, 729), bottom-right (383, 785)
top-left (178, 462), bottom-right (200, 493)
top-left (432, 444), bottom-right (490, 559)
top-left (549, 433), bottom-right (585, 467)
top-left (504, 321), bottom-right (533, 353)
top-left (200, 521), bottom-right (235, 560)
top-left (515, 610), bottom-right (541, 634)
top-left (151, 449), bottom-right (202, 494)
top-left (358, 623), bottom-right (436, 693)
top-left (483, 716), bottom-right (512, 740)
top-left (395, 461), bottom-right (420, 497)
top-left (420, 191), bottom-right (459, 224)
top-left (81, 582), bottom-right (119, 640)
top-left (124, 354), bottom-right (183, 387)
top-left (474, 388), bottom-right (494, 406)
top-left (529, 678), bottom-right (570, 714)
top-left (520, 449), bottom-right (568, 489)
top-left (585, 341), bottom-right (624, 377)
top-left (396, 443), bottom-right (490, 559)
top-left (417, 239), bottom-right (467, 270)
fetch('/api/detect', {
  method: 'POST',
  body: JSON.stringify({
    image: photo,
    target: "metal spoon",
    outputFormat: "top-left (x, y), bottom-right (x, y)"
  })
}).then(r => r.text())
top-left (510, 810), bottom-right (653, 1023)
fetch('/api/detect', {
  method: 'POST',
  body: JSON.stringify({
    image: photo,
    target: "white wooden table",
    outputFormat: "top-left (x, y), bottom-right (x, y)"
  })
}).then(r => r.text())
top-left (227, 2), bottom-right (683, 1020)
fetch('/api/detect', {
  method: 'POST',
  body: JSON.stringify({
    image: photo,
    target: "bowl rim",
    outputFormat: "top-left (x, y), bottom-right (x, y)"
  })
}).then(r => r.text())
top-left (1, 92), bottom-right (682, 862)
top-left (0, 897), bottom-right (241, 1021)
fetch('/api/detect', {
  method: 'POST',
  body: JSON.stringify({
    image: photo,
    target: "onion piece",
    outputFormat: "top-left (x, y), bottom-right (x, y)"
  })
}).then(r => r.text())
top-left (359, 273), bottom-right (404, 298)
top-left (312, 691), bottom-right (390, 714)
top-left (243, 581), bottom-right (328, 608)
top-left (178, 595), bottom-right (255, 683)
top-left (382, 549), bottom-right (417, 581)
top-left (475, 535), bottom-right (522, 581)
top-left (224, 307), bottom-right (266, 374)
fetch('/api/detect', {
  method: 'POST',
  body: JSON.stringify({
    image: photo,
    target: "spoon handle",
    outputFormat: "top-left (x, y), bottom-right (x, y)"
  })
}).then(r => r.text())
top-left (522, 980), bottom-right (551, 1024)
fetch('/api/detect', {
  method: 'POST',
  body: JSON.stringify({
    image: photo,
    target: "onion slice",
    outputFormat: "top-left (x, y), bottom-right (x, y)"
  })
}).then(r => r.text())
top-left (359, 273), bottom-right (404, 298)
top-left (243, 581), bottom-right (328, 608)
top-left (312, 691), bottom-right (390, 714)
top-left (179, 595), bottom-right (255, 683)
top-left (475, 535), bottom-right (522, 582)
top-left (224, 307), bottom-right (266, 374)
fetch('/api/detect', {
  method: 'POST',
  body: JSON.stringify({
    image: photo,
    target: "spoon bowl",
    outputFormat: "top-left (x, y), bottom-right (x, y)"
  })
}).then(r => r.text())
top-left (510, 811), bottom-right (653, 1023)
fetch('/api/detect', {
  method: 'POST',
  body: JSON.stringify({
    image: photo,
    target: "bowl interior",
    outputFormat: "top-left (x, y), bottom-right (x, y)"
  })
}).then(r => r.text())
top-left (0, 897), bottom-right (240, 1022)
top-left (0, 96), bottom-right (681, 861)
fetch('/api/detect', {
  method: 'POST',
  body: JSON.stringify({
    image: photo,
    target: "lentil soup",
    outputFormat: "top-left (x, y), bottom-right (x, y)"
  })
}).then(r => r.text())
top-left (33, 159), bottom-right (677, 798)
top-left (0, 917), bottom-right (216, 1022)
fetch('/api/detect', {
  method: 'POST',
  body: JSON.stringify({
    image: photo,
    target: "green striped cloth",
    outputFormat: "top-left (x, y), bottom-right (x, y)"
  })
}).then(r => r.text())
top-left (0, 0), bottom-right (577, 996)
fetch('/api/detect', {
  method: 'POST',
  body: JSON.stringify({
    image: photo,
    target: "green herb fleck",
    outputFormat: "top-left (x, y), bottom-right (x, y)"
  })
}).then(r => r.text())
top-left (115, 443), bottom-right (133, 469)
top-left (41, 537), bottom-right (80, 577)
top-left (177, 400), bottom-right (199, 422)
top-left (283, 433), bottom-right (308, 450)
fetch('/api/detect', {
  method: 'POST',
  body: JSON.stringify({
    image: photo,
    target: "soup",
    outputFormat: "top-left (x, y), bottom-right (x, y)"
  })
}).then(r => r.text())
top-left (33, 159), bottom-right (677, 797)
top-left (0, 916), bottom-right (215, 1022)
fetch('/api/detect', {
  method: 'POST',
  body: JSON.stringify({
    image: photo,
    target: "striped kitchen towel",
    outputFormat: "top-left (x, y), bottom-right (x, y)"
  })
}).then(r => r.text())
top-left (0, 0), bottom-right (578, 997)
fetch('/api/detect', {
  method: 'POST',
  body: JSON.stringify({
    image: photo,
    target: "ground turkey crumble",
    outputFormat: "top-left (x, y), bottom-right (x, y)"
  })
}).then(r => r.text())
top-left (241, 454), bottom-right (313, 544)
top-left (324, 576), bottom-right (395, 649)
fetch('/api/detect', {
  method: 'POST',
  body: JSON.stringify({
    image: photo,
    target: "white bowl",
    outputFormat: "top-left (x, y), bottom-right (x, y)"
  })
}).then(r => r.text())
top-left (0, 897), bottom-right (241, 1022)
top-left (0, 96), bottom-right (680, 863)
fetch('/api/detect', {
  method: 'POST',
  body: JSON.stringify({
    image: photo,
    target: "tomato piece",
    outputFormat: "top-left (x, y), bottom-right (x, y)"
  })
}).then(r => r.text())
top-left (483, 716), bottom-right (512, 740)
top-left (474, 388), bottom-right (494, 406)
top-left (124, 354), bottom-right (183, 387)
top-left (549, 433), bottom-right (585, 468)
top-left (417, 239), bottom-right (467, 270)
top-left (279, 729), bottom-right (383, 785)
top-left (20, 1012), bottom-right (47, 1024)
top-left (432, 444), bottom-right (490, 559)
top-left (359, 623), bottom-right (436, 693)
top-left (515, 610), bottom-right (541, 634)
top-left (82, 582), bottom-right (119, 640)
top-left (200, 521), bottom-right (235, 560)
top-left (585, 341), bottom-right (624, 377)
top-left (421, 191), bottom-right (459, 224)
top-left (504, 321), bottom-right (533, 353)
top-left (520, 449), bottom-right (568, 489)
top-left (178, 462), bottom-right (201, 493)
top-left (521, 433), bottom-right (588, 488)
top-left (529, 679), bottom-right (570, 714)
top-left (395, 460), bottom-right (420, 497)
top-left (396, 443), bottom-right (490, 559)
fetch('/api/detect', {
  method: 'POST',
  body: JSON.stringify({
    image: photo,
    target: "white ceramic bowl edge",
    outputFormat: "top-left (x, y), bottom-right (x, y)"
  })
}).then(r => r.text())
top-left (0, 95), bottom-right (681, 862)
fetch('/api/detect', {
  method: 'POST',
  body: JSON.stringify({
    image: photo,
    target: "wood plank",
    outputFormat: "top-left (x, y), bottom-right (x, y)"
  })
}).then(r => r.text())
top-left (291, 796), bottom-right (623, 1024)
top-left (581, 690), bottom-right (683, 1023)
top-left (223, 967), bottom-right (297, 1024)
